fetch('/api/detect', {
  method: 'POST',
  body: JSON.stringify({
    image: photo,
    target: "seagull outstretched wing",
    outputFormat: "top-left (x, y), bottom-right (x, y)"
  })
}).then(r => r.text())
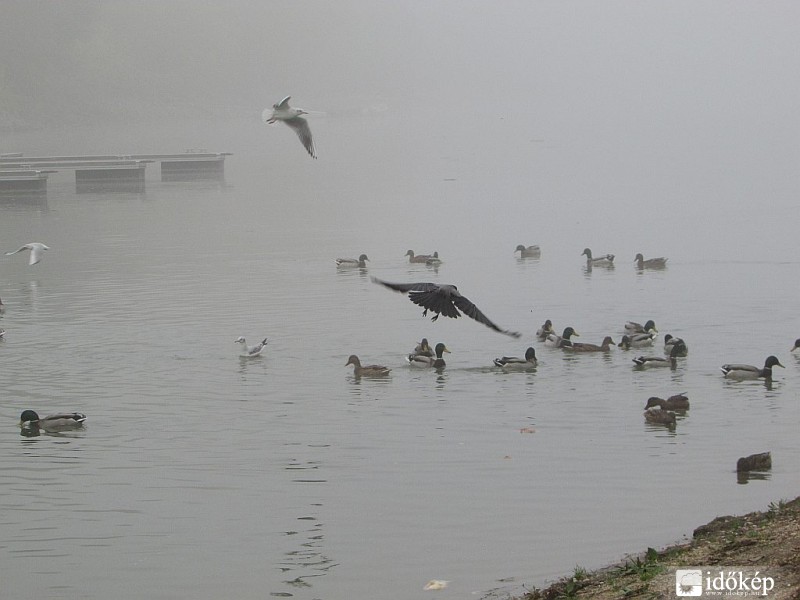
top-left (283, 117), bottom-right (316, 159)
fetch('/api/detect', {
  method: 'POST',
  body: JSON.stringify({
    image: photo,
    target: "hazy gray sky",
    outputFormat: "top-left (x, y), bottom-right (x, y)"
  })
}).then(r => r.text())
top-left (3, 2), bottom-right (799, 129)
top-left (2, 1), bottom-right (798, 223)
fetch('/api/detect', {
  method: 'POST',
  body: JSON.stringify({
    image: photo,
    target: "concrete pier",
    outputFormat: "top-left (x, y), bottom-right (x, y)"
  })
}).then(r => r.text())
top-left (0, 169), bottom-right (51, 193)
top-left (158, 154), bottom-right (228, 181)
top-left (74, 162), bottom-right (147, 193)
top-left (0, 151), bottom-right (231, 194)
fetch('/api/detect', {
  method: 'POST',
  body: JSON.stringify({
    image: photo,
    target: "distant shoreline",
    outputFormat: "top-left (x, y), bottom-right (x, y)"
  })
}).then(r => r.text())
top-left (518, 495), bottom-right (800, 600)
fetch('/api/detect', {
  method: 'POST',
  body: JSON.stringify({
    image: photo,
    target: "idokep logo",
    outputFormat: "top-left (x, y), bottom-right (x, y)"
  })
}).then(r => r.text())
top-left (675, 568), bottom-right (776, 597)
top-left (676, 569), bottom-right (703, 596)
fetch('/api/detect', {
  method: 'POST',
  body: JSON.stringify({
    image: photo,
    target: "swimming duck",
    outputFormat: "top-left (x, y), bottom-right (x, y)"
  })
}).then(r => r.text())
top-left (407, 342), bottom-right (450, 368)
top-left (20, 410), bottom-right (86, 431)
top-left (370, 277), bottom-right (521, 338)
top-left (536, 320), bottom-right (554, 341)
top-left (412, 338), bottom-right (433, 357)
top-left (625, 320), bottom-right (657, 334)
top-left (634, 253), bottom-right (668, 269)
top-left (663, 334), bottom-right (688, 356)
top-left (791, 339), bottom-right (800, 352)
top-left (618, 333), bottom-right (656, 349)
top-left (493, 347), bottom-right (538, 369)
top-left (581, 248), bottom-right (615, 266)
top-left (235, 336), bottom-right (268, 357)
top-left (570, 336), bottom-right (615, 352)
top-left (335, 254), bottom-right (369, 268)
top-left (644, 394), bottom-right (690, 411)
top-left (515, 244), bottom-right (541, 258)
top-left (643, 406), bottom-right (677, 426)
top-left (345, 355), bottom-right (391, 377)
top-left (632, 344), bottom-right (682, 368)
top-left (720, 356), bottom-right (784, 380)
top-left (0, 328), bottom-right (5, 339)
top-left (736, 452), bottom-right (772, 473)
top-left (546, 326), bottom-right (579, 349)
top-left (425, 252), bottom-right (443, 267)
top-left (405, 250), bottom-right (434, 264)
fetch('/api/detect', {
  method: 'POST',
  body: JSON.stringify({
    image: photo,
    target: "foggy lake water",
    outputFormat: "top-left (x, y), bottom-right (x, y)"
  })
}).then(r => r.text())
top-left (1, 113), bottom-right (798, 600)
top-left (2, 3), bottom-right (800, 598)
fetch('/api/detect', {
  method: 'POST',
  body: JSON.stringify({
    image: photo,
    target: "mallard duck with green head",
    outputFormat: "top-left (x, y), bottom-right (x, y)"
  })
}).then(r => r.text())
top-left (424, 251), bottom-right (442, 267)
top-left (535, 319), bottom-right (554, 341)
top-left (618, 333), bottom-right (656, 349)
top-left (407, 342), bottom-right (450, 368)
top-left (663, 334), bottom-right (688, 356)
top-left (633, 344), bottom-right (682, 368)
top-left (493, 347), bottom-right (538, 369)
top-left (720, 356), bottom-right (784, 380)
top-left (335, 254), bottom-right (369, 268)
top-left (545, 326), bottom-right (579, 349)
top-left (20, 410), bottom-right (86, 432)
top-left (581, 248), bottom-right (615, 266)
top-left (625, 320), bottom-right (657, 334)
top-left (515, 245), bottom-right (541, 258)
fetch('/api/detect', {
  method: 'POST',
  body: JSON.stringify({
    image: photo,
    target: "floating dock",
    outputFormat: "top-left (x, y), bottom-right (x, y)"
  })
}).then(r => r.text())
top-left (0, 169), bottom-right (52, 193)
top-left (0, 151), bottom-right (231, 194)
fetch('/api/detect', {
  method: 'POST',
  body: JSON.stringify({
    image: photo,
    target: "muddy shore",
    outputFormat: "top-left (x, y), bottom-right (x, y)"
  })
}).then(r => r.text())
top-left (517, 496), bottom-right (800, 599)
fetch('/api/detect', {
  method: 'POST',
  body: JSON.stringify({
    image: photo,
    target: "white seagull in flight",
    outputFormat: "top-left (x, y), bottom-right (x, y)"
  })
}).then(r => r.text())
top-left (263, 96), bottom-right (316, 159)
top-left (6, 242), bottom-right (50, 265)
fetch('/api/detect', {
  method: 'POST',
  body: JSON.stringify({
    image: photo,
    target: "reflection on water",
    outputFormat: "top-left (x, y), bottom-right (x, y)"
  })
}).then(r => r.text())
top-left (278, 513), bottom-right (336, 591)
top-left (737, 471), bottom-right (772, 485)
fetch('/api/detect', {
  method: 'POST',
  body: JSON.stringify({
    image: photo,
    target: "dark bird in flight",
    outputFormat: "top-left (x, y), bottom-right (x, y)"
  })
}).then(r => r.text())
top-left (370, 277), bottom-right (521, 338)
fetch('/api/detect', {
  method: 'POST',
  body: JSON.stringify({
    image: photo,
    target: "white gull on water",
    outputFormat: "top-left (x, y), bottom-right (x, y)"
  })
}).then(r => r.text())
top-left (262, 96), bottom-right (316, 159)
top-left (235, 336), bottom-right (269, 357)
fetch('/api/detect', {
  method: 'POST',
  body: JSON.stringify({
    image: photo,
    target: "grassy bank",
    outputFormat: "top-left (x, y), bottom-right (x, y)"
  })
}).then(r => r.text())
top-left (518, 496), bottom-right (800, 599)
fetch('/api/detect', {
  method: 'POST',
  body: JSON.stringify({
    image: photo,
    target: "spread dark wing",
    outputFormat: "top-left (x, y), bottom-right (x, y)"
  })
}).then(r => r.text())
top-left (408, 288), bottom-right (460, 318)
top-left (371, 278), bottom-right (460, 318)
top-left (452, 294), bottom-right (521, 338)
top-left (371, 278), bottom-right (438, 294)
top-left (284, 116), bottom-right (316, 158)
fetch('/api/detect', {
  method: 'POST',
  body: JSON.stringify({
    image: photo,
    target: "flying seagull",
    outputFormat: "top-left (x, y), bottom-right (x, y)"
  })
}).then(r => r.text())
top-left (6, 242), bottom-right (50, 265)
top-left (370, 277), bottom-right (521, 338)
top-left (262, 96), bottom-right (316, 159)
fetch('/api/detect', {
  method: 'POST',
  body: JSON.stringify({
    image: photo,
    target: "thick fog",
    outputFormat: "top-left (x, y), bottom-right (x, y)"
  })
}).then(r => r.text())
top-left (4, 2), bottom-right (799, 131)
top-left (2, 1), bottom-right (799, 247)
